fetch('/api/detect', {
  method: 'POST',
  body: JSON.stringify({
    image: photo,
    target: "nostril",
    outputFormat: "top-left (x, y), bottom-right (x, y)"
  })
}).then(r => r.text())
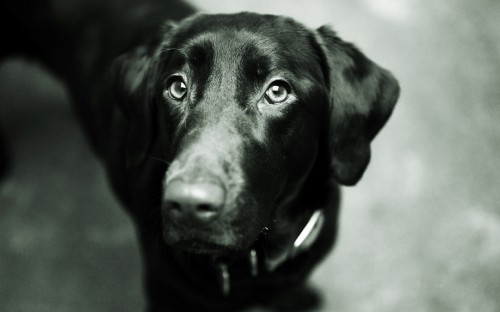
top-left (168, 201), bottom-right (182, 211)
top-left (193, 204), bottom-right (219, 223)
top-left (164, 201), bottom-right (183, 218)
top-left (197, 204), bottom-right (216, 213)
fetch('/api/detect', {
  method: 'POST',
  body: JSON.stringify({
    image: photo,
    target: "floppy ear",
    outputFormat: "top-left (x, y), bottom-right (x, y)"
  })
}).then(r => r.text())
top-left (315, 26), bottom-right (400, 185)
top-left (112, 46), bottom-right (157, 168)
top-left (112, 22), bottom-right (177, 168)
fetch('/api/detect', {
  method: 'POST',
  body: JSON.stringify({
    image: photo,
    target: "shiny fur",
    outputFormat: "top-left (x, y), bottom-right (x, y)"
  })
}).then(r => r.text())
top-left (1, 1), bottom-right (399, 311)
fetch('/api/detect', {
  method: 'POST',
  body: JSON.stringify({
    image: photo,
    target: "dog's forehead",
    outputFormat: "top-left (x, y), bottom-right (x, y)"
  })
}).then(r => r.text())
top-left (182, 31), bottom-right (277, 110)
top-left (187, 30), bottom-right (277, 56)
top-left (168, 13), bottom-right (318, 70)
top-left (172, 12), bottom-right (310, 43)
top-left (184, 30), bottom-right (279, 75)
top-left (161, 13), bottom-right (326, 106)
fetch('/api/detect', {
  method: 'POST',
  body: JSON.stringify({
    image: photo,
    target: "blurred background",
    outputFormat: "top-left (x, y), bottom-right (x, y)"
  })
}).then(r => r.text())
top-left (1, 0), bottom-right (500, 311)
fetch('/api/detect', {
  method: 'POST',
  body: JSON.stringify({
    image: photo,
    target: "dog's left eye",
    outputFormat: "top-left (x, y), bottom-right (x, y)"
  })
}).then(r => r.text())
top-left (265, 81), bottom-right (290, 104)
top-left (165, 77), bottom-right (187, 100)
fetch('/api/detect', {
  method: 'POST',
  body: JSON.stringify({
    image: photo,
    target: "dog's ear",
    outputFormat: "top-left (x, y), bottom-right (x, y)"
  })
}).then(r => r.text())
top-left (315, 26), bottom-right (400, 185)
top-left (112, 47), bottom-right (158, 168)
top-left (112, 22), bottom-right (177, 168)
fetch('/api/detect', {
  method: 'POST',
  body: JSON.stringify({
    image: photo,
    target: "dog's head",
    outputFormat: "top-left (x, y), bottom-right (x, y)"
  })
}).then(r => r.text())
top-left (114, 13), bottom-right (399, 256)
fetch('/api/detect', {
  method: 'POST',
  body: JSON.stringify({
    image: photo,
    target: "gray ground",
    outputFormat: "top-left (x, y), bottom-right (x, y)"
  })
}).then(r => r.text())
top-left (1, 0), bottom-right (499, 311)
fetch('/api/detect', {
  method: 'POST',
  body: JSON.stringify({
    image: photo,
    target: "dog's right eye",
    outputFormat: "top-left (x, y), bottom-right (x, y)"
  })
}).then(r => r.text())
top-left (165, 77), bottom-right (187, 101)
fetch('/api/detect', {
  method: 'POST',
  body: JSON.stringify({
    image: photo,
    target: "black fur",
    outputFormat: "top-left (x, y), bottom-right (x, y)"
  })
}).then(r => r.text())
top-left (1, 2), bottom-right (399, 311)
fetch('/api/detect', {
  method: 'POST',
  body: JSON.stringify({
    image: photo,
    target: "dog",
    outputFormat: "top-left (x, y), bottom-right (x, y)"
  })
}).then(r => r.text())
top-left (1, 0), bottom-right (399, 311)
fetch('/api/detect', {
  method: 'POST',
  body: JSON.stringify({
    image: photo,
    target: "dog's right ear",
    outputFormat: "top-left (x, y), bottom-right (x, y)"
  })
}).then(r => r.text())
top-left (112, 23), bottom-right (177, 168)
top-left (112, 47), bottom-right (158, 168)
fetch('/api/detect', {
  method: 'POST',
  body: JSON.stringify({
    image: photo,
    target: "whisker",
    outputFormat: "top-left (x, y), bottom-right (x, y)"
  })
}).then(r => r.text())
top-left (148, 156), bottom-right (172, 166)
top-left (161, 47), bottom-right (181, 52)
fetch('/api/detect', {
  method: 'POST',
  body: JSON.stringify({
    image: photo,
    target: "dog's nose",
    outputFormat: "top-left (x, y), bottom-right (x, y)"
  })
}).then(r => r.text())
top-left (163, 179), bottom-right (226, 226)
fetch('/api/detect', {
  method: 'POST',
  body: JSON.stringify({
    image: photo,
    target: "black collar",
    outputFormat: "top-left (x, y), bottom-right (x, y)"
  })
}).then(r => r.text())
top-left (216, 209), bottom-right (325, 296)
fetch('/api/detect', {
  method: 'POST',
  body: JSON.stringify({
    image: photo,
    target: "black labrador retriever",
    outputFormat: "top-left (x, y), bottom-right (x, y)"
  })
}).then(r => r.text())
top-left (1, 0), bottom-right (399, 311)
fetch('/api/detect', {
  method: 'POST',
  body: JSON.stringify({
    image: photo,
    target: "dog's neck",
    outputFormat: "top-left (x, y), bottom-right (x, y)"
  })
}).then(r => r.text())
top-left (211, 208), bottom-right (326, 296)
top-left (265, 209), bottom-right (326, 271)
top-left (189, 140), bottom-right (335, 296)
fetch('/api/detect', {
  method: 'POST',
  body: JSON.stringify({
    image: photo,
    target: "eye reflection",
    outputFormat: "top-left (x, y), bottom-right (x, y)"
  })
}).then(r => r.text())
top-left (265, 81), bottom-right (290, 104)
top-left (165, 77), bottom-right (187, 100)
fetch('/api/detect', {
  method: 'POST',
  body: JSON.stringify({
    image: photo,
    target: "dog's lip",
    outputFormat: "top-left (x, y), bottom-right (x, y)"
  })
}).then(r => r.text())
top-left (165, 239), bottom-right (240, 255)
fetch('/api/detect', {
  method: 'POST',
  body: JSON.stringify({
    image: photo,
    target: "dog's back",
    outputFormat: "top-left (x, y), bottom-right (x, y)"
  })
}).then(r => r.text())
top-left (1, 0), bottom-right (194, 63)
top-left (2, 0), bottom-right (193, 134)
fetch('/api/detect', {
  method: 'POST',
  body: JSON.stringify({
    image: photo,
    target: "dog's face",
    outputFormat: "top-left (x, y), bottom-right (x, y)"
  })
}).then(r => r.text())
top-left (158, 14), bottom-right (329, 253)
top-left (115, 13), bottom-right (399, 255)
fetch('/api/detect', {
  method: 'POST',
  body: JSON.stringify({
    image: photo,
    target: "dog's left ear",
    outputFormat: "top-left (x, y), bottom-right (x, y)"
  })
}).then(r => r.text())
top-left (315, 26), bottom-right (400, 185)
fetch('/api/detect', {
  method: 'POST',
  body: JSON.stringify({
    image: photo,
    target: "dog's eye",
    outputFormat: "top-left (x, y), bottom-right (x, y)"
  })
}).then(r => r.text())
top-left (165, 77), bottom-right (187, 100)
top-left (265, 81), bottom-right (290, 104)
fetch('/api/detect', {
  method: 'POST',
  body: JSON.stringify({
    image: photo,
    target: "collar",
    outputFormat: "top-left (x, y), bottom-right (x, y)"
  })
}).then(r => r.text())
top-left (216, 209), bottom-right (325, 296)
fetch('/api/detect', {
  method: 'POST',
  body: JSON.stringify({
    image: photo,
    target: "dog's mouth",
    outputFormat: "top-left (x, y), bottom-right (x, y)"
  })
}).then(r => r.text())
top-left (163, 231), bottom-right (272, 272)
top-left (165, 238), bottom-right (240, 255)
top-left (160, 177), bottom-right (270, 256)
top-left (161, 222), bottom-right (265, 256)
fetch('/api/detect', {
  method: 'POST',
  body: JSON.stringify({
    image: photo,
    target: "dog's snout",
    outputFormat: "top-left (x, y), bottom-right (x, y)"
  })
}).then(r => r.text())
top-left (163, 179), bottom-right (226, 226)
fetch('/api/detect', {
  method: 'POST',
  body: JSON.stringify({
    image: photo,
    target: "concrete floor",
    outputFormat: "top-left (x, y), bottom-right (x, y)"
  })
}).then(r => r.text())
top-left (1, 0), bottom-right (500, 311)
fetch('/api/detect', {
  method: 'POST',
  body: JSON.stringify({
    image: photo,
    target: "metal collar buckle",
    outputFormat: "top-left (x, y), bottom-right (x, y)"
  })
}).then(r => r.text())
top-left (217, 209), bottom-right (324, 296)
top-left (218, 249), bottom-right (259, 296)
